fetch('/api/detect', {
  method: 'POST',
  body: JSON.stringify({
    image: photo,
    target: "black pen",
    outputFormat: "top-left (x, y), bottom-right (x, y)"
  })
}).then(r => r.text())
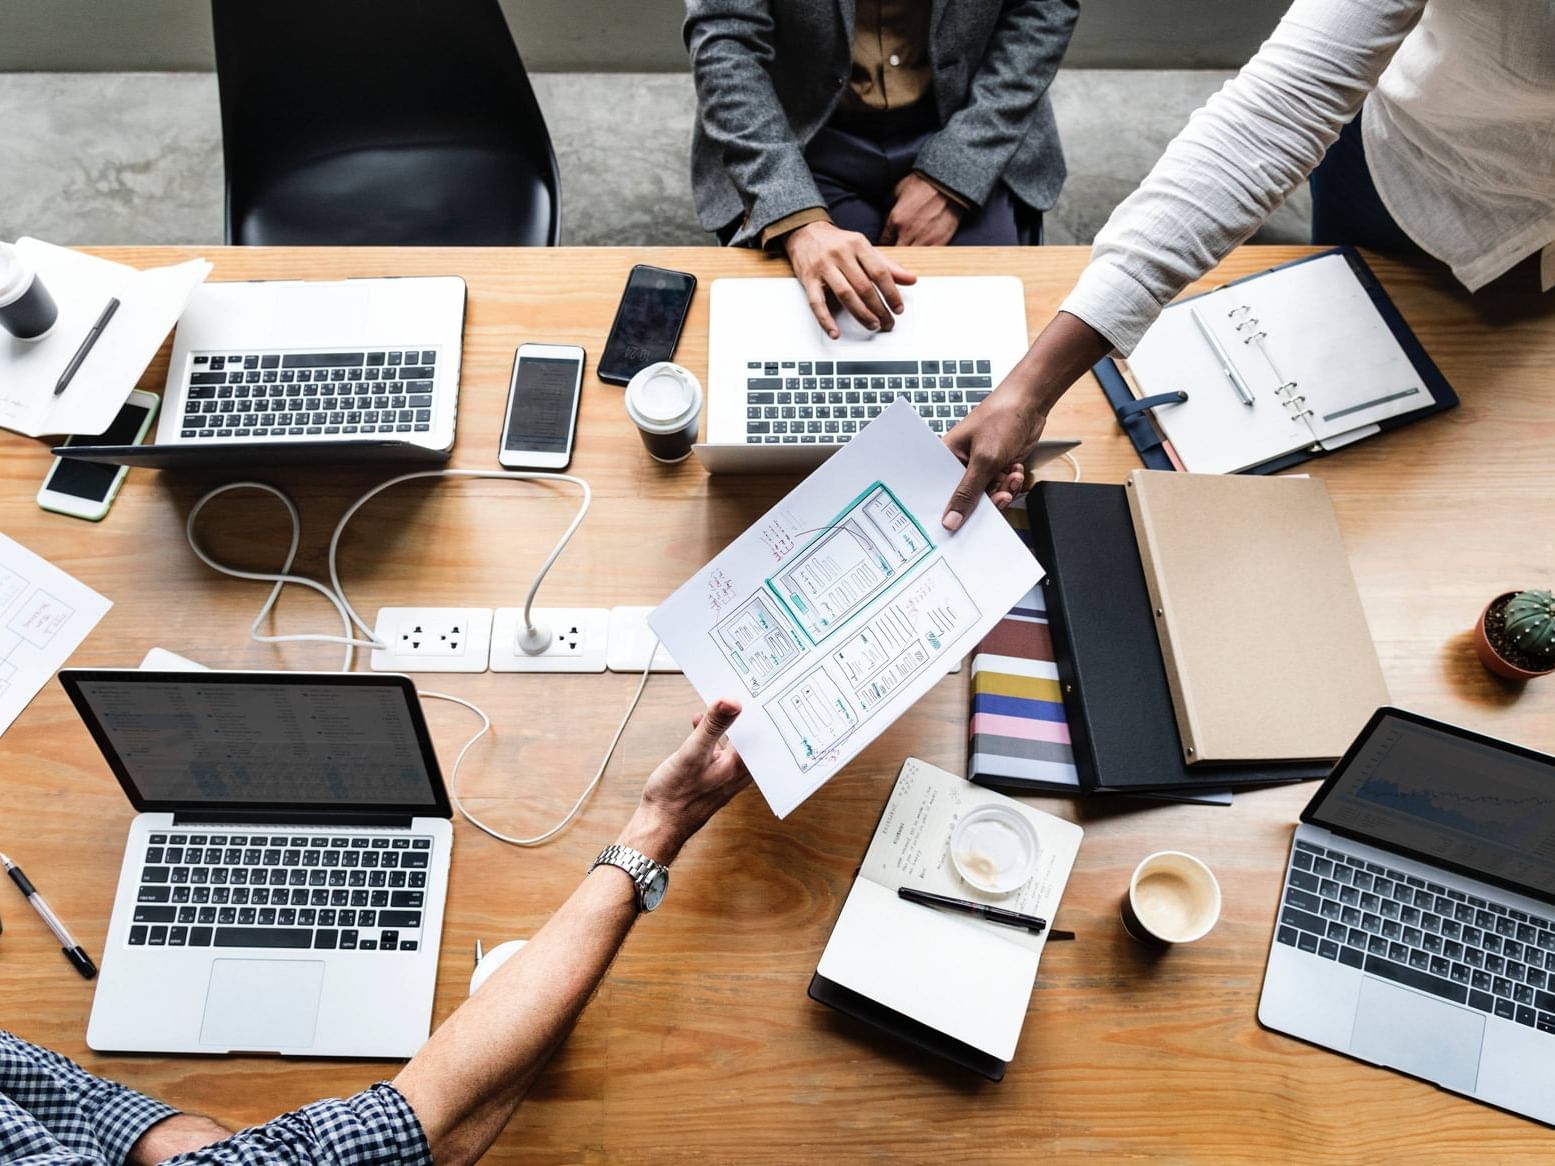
top-left (0, 851), bottom-right (97, 980)
top-left (54, 296), bottom-right (120, 396)
top-left (898, 886), bottom-right (1048, 934)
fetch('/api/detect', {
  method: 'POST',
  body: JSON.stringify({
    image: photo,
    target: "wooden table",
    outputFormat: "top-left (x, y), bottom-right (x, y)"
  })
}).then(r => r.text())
top-left (1, 245), bottom-right (1552, 1163)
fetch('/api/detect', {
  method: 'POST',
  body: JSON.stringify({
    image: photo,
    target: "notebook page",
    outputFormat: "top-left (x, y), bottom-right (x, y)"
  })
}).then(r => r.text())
top-left (857, 757), bottom-right (1082, 956)
top-left (816, 878), bottom-right (1038, 1061)
top-left (1209, 252), bottom-right (1426, 440)
top-left (1125, 294), bottom-right (1313, 474)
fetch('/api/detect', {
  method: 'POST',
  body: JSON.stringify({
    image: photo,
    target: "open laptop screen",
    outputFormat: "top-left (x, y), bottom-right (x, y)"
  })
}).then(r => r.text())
top-left (1306, 709), bottom-right (1555, 902)
top-left (61, 671), bottom-right (450, 818)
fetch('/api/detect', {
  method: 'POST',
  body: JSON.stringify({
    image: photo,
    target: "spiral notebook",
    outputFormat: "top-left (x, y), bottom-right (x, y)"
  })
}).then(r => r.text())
top-left (1099, 249), bottom-right (1457, 475)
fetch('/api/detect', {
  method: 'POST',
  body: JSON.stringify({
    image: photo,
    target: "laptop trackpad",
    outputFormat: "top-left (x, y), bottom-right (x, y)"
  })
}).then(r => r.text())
top-left (1350, 977), bottom-right (1484, 1094)
top-left (200, 959), bottom-right (325, 1050)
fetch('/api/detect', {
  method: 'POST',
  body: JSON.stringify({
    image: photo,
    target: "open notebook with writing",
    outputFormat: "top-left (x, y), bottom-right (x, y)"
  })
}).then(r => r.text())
top-left (1100, 248), bottom-right (1457, 475)
top-left (809, 758), bottom-right (1082, 1079)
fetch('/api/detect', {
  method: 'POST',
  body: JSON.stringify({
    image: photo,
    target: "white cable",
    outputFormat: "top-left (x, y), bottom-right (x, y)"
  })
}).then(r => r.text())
top-left (420, 648), bottom-right (654, 847)
top-left (184, 470), bottom-right (635, 848)
top-left (1061, 451), bottom-right (1082, 482)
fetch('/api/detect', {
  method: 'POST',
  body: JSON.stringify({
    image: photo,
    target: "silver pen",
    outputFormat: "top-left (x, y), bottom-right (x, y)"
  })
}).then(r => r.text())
top-left (0, 851), bottom-right (97, 980)
top-left (1189, 305), bottom-right (1255, 407)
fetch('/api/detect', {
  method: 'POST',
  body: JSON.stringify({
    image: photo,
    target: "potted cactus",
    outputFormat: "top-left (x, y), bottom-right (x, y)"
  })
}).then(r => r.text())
top-left (1474, 588), bottom-right (1555, 680)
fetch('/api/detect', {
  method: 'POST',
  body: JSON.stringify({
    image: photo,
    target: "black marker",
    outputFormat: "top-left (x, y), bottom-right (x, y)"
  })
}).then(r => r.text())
top-left (54, 296), bottom-right (119, 396)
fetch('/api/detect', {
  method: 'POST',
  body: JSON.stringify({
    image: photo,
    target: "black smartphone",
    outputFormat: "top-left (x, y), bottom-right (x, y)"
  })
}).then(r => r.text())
top-left (597, 265), bottom-right (696, 385)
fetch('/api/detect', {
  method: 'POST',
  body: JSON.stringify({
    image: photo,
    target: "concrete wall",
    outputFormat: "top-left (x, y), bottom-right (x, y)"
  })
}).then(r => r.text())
top-left (2, 0), bottom-right (1285, 72)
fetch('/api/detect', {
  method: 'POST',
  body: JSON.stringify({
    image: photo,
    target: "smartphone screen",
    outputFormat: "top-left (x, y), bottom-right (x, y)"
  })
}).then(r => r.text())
top-left (47, 400), bottom-right (154, 501)
top-left (504, 352), bottom-right (582, 457)
top-left (597, 266), bottom-right (696, 384)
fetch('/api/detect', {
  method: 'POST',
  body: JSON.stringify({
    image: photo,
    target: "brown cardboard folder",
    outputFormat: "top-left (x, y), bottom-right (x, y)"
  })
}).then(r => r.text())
top-left (1125, 470), bottom-right (1389, 764)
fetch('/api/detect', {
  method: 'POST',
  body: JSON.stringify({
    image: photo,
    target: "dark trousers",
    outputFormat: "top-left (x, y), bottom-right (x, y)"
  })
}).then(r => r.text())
top-left (1308, 112), bottom-right (1420, 254)
top-left (723, 101), bottom-right (1033, 246)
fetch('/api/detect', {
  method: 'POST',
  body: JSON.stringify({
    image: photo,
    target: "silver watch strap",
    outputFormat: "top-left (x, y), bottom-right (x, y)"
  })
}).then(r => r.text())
top-left (590, 844), bottom-right (665, 904)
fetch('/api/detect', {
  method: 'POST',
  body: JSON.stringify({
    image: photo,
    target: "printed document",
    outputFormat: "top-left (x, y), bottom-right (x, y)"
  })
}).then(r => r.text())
top-left (0, 534), bottom-right (112, 735)
top-left (650, 400), bottom-right (1042, 817)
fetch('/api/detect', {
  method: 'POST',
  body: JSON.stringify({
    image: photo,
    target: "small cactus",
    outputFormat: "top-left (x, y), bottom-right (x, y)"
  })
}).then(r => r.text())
top-left (1504, 589), bottom-right (1555, 668)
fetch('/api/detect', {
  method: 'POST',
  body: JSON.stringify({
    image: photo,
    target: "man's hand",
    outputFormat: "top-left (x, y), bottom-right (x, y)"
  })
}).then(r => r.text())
top-left (940, 311), bottom-right (1115, 532)
top-left (616, 699), bottom-right (752, 865)
top-left (881, 173), bottom-right (964, 247)
top-left (785, 221), bottom-right (916, 338)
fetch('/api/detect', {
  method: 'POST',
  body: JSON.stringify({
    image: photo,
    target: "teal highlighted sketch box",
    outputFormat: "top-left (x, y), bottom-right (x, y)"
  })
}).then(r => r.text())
top-left (766, 481), bottom-right (934, 647)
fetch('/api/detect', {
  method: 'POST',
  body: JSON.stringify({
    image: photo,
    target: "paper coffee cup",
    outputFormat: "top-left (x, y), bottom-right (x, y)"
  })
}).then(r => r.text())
top-left (0, 242), bottom-right (59, 341)
top-left (1121, 851), bottom-right (1221, 946)
top-left (624, 361), bottom-right (702, 463)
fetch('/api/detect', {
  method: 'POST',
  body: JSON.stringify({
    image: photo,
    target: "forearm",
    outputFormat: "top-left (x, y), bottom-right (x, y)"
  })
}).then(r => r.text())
top-left (1061, 0), bottom-right (1423, 354)
top-left (393, 808), bottom-right (686, 1165)
top-left (1006, 311), bottom-right (1114, 415)
top-left (127, 1114), bottom-right (232, 1165)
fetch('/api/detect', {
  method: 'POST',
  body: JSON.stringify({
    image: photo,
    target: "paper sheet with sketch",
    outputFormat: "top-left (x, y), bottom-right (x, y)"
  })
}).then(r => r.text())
top-left (650, 400), bottom-right (1043, 818)
top-left (0, 534), bottom-right (112, 736)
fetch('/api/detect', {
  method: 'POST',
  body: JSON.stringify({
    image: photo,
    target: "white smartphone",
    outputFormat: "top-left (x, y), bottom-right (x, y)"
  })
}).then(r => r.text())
top-left (498, 343), bottom-right (585, 470)
top-left (37, 389), bottom-right (159, 521)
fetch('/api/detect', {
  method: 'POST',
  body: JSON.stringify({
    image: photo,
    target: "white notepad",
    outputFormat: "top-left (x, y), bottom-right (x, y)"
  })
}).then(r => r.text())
top-left (1125, 252), bottom-right (1431, 474)
top-left (816, 758), bottom-right (1082, 1062)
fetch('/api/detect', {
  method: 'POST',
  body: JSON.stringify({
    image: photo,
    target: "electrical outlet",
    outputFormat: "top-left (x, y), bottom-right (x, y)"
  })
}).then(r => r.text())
top-left (370, 607), bottom-right (493, 673)
top-left (606, 606), bottom-right (681, 673)
top-left (490, 607), bottom-right (609, 673)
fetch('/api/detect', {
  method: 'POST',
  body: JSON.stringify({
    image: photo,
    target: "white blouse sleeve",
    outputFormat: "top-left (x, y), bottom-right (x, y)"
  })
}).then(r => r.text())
top-left (1059, 0), bottom-right (1427, 355)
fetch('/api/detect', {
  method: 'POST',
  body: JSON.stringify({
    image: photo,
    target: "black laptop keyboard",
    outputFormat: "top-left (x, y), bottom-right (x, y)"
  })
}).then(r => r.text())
top-left (179, 349), bottom-right (439, 440)
top-left (129, 831), bottom-right (432, 953)
top-left (745, 358), bottom-right (993, 443)
top-left (1278, 839), bottom-right (1555, 1034)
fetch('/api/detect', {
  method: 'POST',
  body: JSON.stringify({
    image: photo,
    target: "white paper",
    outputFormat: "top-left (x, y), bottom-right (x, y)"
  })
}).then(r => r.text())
top-left (816, 758), bottom-right (1083, 1060)
top-left (0, 238), bottom-right (210, 438)
top-left (0, 534), bottom-right (112, 735)
top-left (650, 401), bottom-right (1042, 817)
top-left (1129, 252), bottom-right (1428, 473)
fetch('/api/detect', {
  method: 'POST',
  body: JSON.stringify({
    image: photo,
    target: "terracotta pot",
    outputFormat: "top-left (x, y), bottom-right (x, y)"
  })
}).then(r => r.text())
top-left (1474, 592), bottom-right (1555, 681)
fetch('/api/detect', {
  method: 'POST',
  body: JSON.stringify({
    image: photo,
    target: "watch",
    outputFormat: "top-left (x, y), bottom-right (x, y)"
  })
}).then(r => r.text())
top-left (590, 843), bottom-right (670, 912)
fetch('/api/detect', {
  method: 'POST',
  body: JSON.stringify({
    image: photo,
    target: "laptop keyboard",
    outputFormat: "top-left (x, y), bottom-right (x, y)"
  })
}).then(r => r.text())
top-left (745, 358), bottom-right (993, 443)
top-left (1278, 839), bottom-right (1555, 1034)
top-left (129, 831), bottom-right (432, 954)
top-left (179, 349), bottom-right (440, 440)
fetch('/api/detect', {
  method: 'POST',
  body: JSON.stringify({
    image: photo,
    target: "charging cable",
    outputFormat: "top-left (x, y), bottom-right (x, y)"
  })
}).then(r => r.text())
top-left (185, 470), bottom-right (647, 847)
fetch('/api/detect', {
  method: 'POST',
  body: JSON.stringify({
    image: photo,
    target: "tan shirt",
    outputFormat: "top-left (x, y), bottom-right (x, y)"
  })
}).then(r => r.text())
top-left (760, 0), bottom-right (961, 248)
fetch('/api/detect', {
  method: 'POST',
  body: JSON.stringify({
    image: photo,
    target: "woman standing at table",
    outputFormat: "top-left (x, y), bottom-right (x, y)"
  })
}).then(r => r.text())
top-left (939, 0), bottom-right (1555, 531)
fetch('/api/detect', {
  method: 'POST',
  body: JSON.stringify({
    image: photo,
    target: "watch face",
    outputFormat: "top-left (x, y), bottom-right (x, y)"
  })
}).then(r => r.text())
top-left (642, 868), bottom-right (669, 911)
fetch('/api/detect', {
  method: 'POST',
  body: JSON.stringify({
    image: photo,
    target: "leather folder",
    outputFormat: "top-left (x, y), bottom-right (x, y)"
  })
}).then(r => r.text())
top-left (1028, 482), bottom-right (1329, 793)
top-left (1125, 470), bottom-right (1390, 764)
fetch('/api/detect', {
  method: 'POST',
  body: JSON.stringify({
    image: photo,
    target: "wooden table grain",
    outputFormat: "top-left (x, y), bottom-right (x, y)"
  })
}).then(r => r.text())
top-left (1, 245), bottom-right (1552, 1163)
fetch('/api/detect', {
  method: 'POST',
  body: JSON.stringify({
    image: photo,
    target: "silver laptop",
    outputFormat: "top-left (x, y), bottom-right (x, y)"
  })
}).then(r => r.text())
top-left (61, 668), bottom-right (454, 1059)
top-left (57, 275), bottom-right (465, 467)
top-left (698, 275), bottom-right (1069, 474)
top-left (1260, 707), bottom-right (1555, 1124)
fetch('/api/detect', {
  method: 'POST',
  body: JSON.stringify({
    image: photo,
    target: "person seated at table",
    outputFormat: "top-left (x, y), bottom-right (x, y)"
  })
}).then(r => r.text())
top-left (684, 0), bottom-right (1078, 338)
top-left (0, 700), bottom-right (751, 1166)
top-left (938, 0), bottom-right (1555, 532)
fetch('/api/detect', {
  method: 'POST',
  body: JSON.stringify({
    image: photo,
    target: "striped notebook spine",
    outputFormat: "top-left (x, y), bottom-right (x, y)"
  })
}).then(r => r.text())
top-left (968, 504), bottom-right (1080, 792)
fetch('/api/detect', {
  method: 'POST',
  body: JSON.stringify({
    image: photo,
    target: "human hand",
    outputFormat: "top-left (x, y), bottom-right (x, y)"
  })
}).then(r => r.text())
top-left (784, 220), bottom-right (916, 338)
top-left (880, 173), bottom-right (963, 247)
top-left (941, 381), bottom-right (1048, 531)
top-left (616, 699), bottom-right (752, 864)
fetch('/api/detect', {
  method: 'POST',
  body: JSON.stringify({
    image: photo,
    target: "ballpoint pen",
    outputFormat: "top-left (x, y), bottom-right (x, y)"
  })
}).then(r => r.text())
top-left (0, 851), bottom-right (98, 980)
top-left (898, 886), bottom-right (1049, 934)
top-left (54, 296), bottom-right (120, 396)
top-left (1189, 304), bottom-right (1254, 407)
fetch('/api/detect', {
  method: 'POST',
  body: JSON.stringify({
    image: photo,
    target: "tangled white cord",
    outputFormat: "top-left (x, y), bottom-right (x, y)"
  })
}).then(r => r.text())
top-left (184, 470), bottom-right (651, 847)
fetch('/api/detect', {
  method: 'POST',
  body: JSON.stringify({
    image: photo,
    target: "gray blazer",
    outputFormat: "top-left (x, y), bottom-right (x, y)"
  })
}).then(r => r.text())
top-left (684, 0), bottom-right (1079, 245)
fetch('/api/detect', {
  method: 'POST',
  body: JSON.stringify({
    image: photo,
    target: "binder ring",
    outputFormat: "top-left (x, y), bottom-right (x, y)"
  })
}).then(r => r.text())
top-left (1234, 318), bottom-right (1261, 332)
top-left (1241, 330), bottom-right (1267, 343)
top-left (1227, 305), bottom-right (1251, 319)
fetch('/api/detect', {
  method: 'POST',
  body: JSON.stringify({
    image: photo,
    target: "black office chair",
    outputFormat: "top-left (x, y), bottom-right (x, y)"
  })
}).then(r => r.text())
top-left (211, 0), bottom-right (560, 246)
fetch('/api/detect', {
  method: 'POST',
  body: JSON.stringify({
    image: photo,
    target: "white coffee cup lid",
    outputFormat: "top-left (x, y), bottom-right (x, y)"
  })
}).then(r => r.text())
top-left (625, 362), bottom-right (702, 434)
top-left (950, 804), bottom-right (1040, 894)
top-left (0, 242), bottom-right (32, 306)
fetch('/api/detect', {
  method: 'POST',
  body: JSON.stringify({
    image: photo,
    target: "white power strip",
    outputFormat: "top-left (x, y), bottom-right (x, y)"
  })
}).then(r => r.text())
top-left (489, 607), bottom-right (609, 673)
top-left (370, 607), bottom-right (494, 673)
top-left (606, 606), bottom-right (681, 673)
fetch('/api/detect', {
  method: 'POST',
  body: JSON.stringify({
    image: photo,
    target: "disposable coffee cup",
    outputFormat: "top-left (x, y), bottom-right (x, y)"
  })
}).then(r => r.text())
top-left (625, 362), bottom-right (702, 463)
top-left (0, 242), bottom-right (59, 341)
top-left (1121, 850), bottom-right (1221, 946)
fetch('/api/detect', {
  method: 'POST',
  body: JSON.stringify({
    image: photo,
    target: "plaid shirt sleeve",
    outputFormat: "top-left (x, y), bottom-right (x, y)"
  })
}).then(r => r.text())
top-left (1, 1030), bottom-right (179, 1166)
top-left (162, 1083), bottom-right (431, 1166)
